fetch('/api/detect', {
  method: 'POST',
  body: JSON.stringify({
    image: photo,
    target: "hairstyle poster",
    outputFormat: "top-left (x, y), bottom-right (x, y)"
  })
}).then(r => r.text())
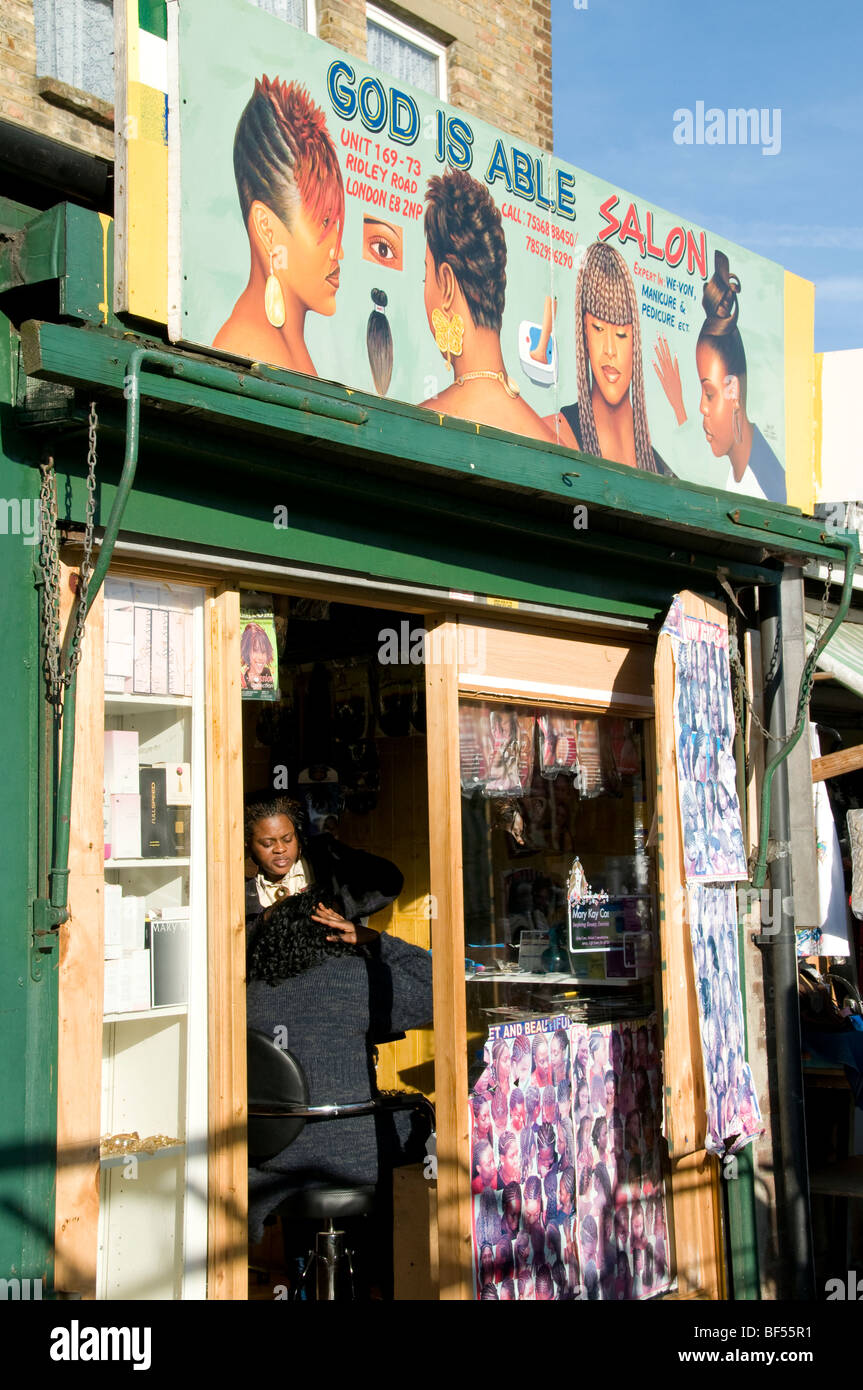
top-left (687, 884), bottom-right (763, 1155)
top-left (469, 1014), bottom-right (673, 1300)
top-left (165, 0), bottom-right (789, 500)
top-left (661, 596), bottom-right (748, 882)
top-left (240, 591), bottom-right (278, 700)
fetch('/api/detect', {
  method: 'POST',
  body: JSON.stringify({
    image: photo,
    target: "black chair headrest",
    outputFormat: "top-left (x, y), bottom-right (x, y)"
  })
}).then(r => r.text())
top-left (247, 1028), bottom-right (310, 1164)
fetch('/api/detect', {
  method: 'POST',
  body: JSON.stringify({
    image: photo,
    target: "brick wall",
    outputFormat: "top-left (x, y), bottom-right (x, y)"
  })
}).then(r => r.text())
top-left (0, 0), bottom-right (551, 166)
top-left (0, 0), bottom-right (114, 160)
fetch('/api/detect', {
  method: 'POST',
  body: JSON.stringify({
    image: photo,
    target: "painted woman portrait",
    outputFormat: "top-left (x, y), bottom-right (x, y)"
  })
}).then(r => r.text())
top-left (419, 169), bottom-right (557, 442)
top-left (214, 77), bottom-right (344, 375)
top-left (548, 241), bottom-right (672, 475)
top-left (654, 250), bottom-right (786, 502)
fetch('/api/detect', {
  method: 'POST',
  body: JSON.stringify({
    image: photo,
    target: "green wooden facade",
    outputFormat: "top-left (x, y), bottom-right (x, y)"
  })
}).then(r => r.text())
top-left (0, 193), bottom-right (838, 1294)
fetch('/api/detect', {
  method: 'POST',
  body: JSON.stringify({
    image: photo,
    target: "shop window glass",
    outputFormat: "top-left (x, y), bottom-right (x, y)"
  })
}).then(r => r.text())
top-left (462, 701), bottom-right (673, 1301)
top-left (33, 0), bottom-right (114, 104)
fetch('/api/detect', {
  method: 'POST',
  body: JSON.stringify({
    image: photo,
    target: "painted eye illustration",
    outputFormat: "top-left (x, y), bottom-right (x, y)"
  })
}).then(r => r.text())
top-left (362, 217), bottom-right (404, 271)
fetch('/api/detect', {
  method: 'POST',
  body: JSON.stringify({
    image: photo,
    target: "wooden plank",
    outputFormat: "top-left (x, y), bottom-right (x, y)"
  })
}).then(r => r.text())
top-left (424, 613), bottom-right (473, 1300)
top-left (204, 586), bottom-right (248, 1299)
top-left (54, 562), bottom-right (104, 1300)
top-left (812, 743), bottom-right (863, 783)
top-left (457, 616), bottom-right (654, 712)
top-left (654, 589), bottom-right (723, 1299)
top-left (19, 320), bottom-right (839, 565)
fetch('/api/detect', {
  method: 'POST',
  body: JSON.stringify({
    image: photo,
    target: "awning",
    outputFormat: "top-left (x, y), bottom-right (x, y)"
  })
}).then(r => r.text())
top-left (806, 614), bottom-right (863, 699)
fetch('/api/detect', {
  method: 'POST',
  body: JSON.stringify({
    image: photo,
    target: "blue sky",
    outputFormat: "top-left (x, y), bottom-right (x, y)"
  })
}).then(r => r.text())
top-left (551, 0), bottom-right (862, 352)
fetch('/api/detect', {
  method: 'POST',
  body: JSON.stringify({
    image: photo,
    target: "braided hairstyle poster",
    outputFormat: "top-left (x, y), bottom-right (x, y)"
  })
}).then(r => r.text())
top-left (469, 1014), bottom-right (673, 1300)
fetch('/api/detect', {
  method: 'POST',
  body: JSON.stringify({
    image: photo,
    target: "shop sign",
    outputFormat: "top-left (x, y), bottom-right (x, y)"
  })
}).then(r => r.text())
top-left (121, 0), bottom-right (803, 504)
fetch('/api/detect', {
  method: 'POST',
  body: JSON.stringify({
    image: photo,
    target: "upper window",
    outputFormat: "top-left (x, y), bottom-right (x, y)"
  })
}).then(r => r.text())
top-left (367, 4), bottom-right (447, 100)
top-left (33, 0), bottom-right (115, 105)
top-left (247, 0), bottom-right (314, 32)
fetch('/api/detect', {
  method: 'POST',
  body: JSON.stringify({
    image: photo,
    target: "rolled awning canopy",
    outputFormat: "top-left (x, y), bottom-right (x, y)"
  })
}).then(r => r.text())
top-left (806, 614), bottom-right (863, 699)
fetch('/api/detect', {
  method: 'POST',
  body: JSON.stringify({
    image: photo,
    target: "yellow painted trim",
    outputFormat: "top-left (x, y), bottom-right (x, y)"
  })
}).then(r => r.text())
top-left (812, 351), bottom-right (824, 497)
top-left (98, 213), bottom-right (111, 323)
top-left (784, 270), bottom-right (816, 515)
top-left (127, 138), bottom-right (168, 324)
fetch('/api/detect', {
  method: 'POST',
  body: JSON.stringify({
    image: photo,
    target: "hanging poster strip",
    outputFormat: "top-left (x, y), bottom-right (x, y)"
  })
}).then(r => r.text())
top-left (660, 593), bottom-right (762, 1157)
top-left (686, 883), bottom-right (763, 1155)
top-left (469, 1013), bottom-right (673, 1300)
top-left (661, 595), bottom-right (748, 882)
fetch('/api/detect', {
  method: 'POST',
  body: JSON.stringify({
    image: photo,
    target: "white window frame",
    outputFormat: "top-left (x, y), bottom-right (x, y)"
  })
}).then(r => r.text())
top-left (366, 3), bottom-right (448, 101)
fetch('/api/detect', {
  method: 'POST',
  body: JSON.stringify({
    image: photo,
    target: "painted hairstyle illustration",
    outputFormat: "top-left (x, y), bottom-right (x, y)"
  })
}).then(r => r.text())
top-left (697, 250), bottom-right (746, 380)
top-left (574, 241), bottom-right (657, 473)
top-left (233, 76), bottom-right (344, 243)
top-left (366, 288), bottom-right (393, 396)
top-left (424, 168), bottom-right (508, 334)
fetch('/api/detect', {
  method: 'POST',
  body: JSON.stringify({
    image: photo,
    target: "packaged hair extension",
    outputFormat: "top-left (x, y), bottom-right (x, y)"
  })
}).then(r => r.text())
top-left (367, 288), bottom-right (393, 396)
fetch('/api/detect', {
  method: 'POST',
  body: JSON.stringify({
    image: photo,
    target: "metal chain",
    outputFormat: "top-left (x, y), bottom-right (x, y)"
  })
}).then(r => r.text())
top-left (38, 453), bottom-right (63, 707)
top-left (65, 402), bottom-right (99, 678)
top-left (728, 563), bottom-right (833, 749)
top-left (37, 402), bottom-right (99, 706)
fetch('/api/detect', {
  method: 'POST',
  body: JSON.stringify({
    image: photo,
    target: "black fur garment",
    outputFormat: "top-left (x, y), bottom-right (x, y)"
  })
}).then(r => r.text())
top-left (247, 887), bottom-right (361, 985)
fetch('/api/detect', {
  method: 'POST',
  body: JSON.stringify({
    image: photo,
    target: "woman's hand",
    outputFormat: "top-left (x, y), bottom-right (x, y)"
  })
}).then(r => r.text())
top-left (653, 337), bottom-right (687, 425)
top-left (312, 902), bottom-right (377, 946)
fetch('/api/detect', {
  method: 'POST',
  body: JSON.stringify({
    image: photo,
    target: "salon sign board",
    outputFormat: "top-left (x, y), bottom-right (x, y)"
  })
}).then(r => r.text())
top-left (116, 0), bottom-right (815, 509)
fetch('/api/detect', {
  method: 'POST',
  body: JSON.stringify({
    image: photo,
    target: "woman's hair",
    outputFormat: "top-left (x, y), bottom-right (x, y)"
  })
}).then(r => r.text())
top-left (471, 1090), bottom-right (490, 1119)
top-left (509, 1085), bottom-right (524, 1113)
top-left (367, 288), bottom-right (393, 396)
top-left (698, 250), bottom-right (747, 380)
top-left (233, 77), bottom-right (344, 242)
top-left (498, 1130), bottom-right (518, 1163)
top-left (247, 886), bottom-right (355, 984)
top-left (241, 622), bottom-right (273, 669)
top-left (491, 1087), bottom-right (508, 1126)
top-left (574, 241), bottom-right (657, 473)
top-left (559, 1165), bottom-right (575, 1199)
top-left (424, 168), bottom-right (507, 333)
top-left (523, 1174), bottom-right (542, 1204)
top-left (244, 794), bottom-right (307, 849)
top-left (536, 1121), bottom-right (557, 1154)
top-left (479, 1281), bottom-right (499, 1300)
top-left (553, 1028), bottom-right (570, 1055)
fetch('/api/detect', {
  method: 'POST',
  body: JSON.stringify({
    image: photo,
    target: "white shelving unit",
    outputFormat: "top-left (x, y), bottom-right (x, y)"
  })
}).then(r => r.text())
top-left (97, 577), bottom-right (208, 1301)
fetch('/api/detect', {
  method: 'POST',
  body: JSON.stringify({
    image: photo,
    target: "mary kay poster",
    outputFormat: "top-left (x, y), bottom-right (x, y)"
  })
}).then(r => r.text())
top-left (168, 0), bottom-right (788, 500)
top-left (661, 597), bottom-right (747, 882)
top-left (469, 1014), bottom-right (673, 1300)
top-left (240, 592), bottom-right (278, 700)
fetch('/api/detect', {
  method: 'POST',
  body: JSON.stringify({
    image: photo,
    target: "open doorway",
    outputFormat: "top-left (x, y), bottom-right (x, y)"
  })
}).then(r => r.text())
top-left (240, 594), bottom-right (436, 1299)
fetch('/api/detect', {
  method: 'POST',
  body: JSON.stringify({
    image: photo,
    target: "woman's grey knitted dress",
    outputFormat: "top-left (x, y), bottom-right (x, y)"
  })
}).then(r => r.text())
top-left (246, 932), bottom-right (432, 1241)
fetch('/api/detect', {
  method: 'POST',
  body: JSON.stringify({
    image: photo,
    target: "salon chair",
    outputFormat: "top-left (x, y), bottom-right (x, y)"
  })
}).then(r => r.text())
top-left (247, 1028), bottom-right (435, 1300)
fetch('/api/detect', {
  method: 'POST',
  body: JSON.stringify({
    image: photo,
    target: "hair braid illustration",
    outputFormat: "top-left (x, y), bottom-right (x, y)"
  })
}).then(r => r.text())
top-left (575, 242), bottom-right (658, 473)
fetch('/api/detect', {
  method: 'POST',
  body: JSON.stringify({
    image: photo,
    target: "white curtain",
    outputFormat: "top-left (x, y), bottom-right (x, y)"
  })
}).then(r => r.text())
top-left (367, 20), bottom-right (439, 96)
top-left (33, 0), bottom-right (114, 104)
top-left (248, 0), bottom-right (307, 28)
